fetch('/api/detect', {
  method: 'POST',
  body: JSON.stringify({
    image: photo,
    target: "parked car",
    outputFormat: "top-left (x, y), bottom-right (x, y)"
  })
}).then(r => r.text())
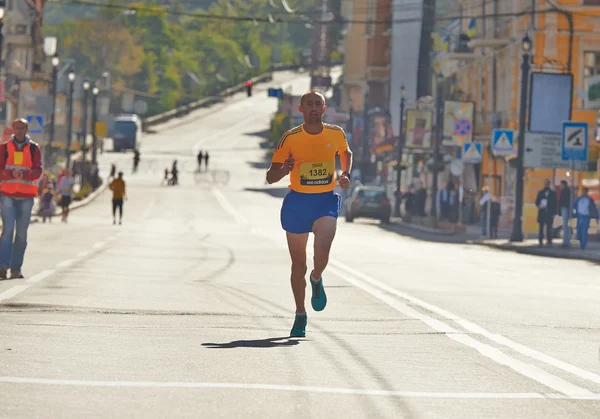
top-left (345, 186), bottom-right (391, 224)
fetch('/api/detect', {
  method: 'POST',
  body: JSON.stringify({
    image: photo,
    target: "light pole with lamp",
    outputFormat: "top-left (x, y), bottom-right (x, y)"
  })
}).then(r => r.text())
top-left (91, 85), bottom-right (99, 166)
top-left (394, 85), bottom-right (406, 217)
top-left (361, 85), bottom-right (370, 181)
top-left (430, 73), bottom-right (444, 217)
top-left (48, 54), bottom-right (60, 166)
top-left (65, 68), bottom-right (76, 168)
top-left (81, 79), bottom-right (90, 186)
top-left (510, 34), bottom-right (532, 243)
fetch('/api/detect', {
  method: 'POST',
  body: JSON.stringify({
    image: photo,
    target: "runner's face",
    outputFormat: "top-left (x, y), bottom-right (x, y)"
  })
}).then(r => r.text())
top-left (299, 94), bottom-right (326, 124)
top-left (12, 122), bottom-right (28, 139)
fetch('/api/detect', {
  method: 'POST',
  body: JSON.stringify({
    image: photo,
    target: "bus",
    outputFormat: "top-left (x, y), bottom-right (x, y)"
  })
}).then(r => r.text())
top-left (111, 114), bottom-right (142, 152)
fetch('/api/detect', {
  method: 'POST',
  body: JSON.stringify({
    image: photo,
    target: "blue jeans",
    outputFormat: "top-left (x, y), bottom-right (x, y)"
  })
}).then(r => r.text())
top-left (576, 215), bottom-right (591, 250)
top-left (0, 196), bottom-right (34, 271)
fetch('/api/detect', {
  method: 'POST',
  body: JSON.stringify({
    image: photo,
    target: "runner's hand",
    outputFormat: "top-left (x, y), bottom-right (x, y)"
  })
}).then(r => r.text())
top-left (283, 156), bottom-right (295, 173)
top-left (339, 172), bottom-right (350, 190)
top-left (12, 169), bottom-right (22, 179)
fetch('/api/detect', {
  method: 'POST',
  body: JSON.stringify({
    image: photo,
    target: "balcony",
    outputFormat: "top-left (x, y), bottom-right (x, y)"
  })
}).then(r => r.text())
top-left (468, 38), bottom-right (511, 50)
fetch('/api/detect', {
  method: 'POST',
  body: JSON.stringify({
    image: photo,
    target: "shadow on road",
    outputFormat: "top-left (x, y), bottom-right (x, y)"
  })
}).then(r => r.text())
top-left (244, 187), bottom-right (288, 199)
top-left (247, 161), bottom-right (270, 169)
top-left (202, 336), bottom-right (302, 349)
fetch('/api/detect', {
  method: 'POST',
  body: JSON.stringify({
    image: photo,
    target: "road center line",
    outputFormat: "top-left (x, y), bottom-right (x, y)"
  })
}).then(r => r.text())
top-left (209, 188), bottom-right (600, 397)
top-left (76, 250), bottom-right (93, 259)
top-left (26, 270), bottom-right (54, 284)
top-left (0, 376), bottom-right (599, 400)
top-left (93, 242), bottom-right (106, 249)
top-left (0, 285), bottom-right (29, 302)
top-left (56, 259), bottom-right (76, 269)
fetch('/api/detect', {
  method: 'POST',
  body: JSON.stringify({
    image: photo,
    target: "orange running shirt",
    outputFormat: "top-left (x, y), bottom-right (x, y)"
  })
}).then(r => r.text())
top-left (271, 123), bottom-right (350, 194)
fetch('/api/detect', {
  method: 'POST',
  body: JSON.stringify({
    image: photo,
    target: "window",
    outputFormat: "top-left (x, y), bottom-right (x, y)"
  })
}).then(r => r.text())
top-left (365, 0), bottom-right (376, 36)
top-left (584, 52), bottom-right (600, 77)
top-left (583, 0), bottom-right (600, 5)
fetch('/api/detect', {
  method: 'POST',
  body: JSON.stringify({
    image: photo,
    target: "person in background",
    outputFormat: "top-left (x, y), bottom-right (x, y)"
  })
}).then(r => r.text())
top-left (204, 152), bottom-right (210, 172)
top-left (39, 182), bottom-right (56, 223)
top-left (558, 180), bottom-right (571, 247)
top-left (573, 187), bottom-right (599, 250)
top-left (57, 168), bottom-right (74, 223)
top-left (479, 186), bottom-right (491, 236)
top-left (535, 179), bottom-right (557, 247)
top-left (0, 118), bottom-right (43, 279)
top-left (109, 171), bottom-right (126, 225)
top-left (490, 199), bottom-right (501, 239)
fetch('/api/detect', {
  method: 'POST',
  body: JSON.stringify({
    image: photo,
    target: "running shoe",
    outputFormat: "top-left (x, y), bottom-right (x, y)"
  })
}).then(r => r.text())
top-left (310, 272), bottom-right (327, 312)
top-left (290, 313), bottom-right (307, 337)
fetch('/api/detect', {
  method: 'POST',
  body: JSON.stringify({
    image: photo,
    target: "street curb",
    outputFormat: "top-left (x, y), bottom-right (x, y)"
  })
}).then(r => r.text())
top-left (389, 220), bottom-right (459, 236)
top-left (468, 240), bottom-right (600, 263)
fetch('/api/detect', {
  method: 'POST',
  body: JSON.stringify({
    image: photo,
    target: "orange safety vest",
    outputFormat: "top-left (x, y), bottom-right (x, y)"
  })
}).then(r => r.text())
top-left (1, 140), bottom-right (39, 197)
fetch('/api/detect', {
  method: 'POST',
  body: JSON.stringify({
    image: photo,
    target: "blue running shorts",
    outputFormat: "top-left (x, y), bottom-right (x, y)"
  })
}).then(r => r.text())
top-left (281, 190), bottom-right (342, 234)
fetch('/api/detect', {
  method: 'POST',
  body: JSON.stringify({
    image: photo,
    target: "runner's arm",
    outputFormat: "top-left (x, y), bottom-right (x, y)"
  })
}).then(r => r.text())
top-left (266, 133), bottom-right (292, 184)
top-left (337, 131), bottom-right (353, 176)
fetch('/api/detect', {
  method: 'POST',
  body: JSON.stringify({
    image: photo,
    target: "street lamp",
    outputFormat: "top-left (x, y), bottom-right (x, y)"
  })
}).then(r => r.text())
top-left (0, 6), bottom-right (5, 75)
top-left (91, 86), bottom-right (99, 166)
top-left (430, 73), bottom-right (444, 217)
top-left (66, 68), bottom-right (76, 168)
top-left (362, 85), bottom-right (370, 181)
top-left (510, 34), bottom-right (532, 242)
top-left (81, 79), bottom-right (90, 186)
top-left (394, 84), bottom-right (406, 217)
top-left (48, 54), bottom-right (60, 167)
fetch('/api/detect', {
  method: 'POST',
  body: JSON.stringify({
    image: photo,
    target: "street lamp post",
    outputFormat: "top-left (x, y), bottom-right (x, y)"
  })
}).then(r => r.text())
top-left (48, 54), bottom-right (60, 166)
top-left (510, 34), bottom-right (532, 243)
top-left (65, 68), bottom-right (76, 168)
top-left (81, 79), bottom-right (90, 186)
top-left (394, 85), bottom-right (406, 217)
top-left (0, 7), bottom-right (5, 74)
top-left (430, 74), bottom-right (444, 217)
top-left (91, 86), bottom-right (99, 166)
top-left (362, 87), bottom-right (369, 181)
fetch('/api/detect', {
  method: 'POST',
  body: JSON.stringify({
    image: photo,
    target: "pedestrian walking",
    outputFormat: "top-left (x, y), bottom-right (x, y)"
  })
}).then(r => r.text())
top-left (39, 182), bottom-right (56, 223)
top-left (535, 179), bottom-right (557, 247)
top-left (573, 187), bottom-right (599, 250)
top-left (57, 168), bottom-right (74, 223)
top-left (479, 186), bottom-right (491, 236)
top-left (0, 118), bottom-right (43, 279)
top-left (109, 171), bottom-right (126, 224)
top-left (558, 180), bottom-right (571, 247)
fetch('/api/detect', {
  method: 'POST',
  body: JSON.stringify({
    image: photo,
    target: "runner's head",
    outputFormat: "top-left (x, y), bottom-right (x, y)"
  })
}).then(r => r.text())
top-left (299, 90), bottom-right (326, 124)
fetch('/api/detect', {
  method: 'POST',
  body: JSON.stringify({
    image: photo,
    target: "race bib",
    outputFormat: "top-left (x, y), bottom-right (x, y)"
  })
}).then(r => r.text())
top-left (300, 161), bottom-right (333, 186)
top-left (13, 152), bottom-right (23, 165)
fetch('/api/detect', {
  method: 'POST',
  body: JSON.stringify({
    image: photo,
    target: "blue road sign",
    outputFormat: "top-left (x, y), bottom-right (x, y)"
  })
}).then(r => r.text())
top-left (462, 142), bottom-right (482, 163)
top-left (561, 121), bottom-right (588, 161)
top-left (25, 115), bottom-right (44, 134)
top-left (267, 88), bottom-right (284, 99)
top-left (491, 129), bottom-right (514, 156)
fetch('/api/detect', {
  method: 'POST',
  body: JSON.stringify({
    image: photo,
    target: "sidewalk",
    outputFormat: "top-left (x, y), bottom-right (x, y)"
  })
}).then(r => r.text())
top-left (387, 218), bottom-right (600, 263)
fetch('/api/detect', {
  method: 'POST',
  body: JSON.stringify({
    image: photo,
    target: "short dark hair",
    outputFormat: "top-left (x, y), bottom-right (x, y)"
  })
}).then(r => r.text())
top-left (118, 171), bottom-right (123, 177)
top-left (300, 90), bottom-right (326, 105)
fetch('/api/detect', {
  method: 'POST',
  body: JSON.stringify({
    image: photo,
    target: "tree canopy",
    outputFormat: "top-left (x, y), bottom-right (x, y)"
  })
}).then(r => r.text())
top-left (44, 0), bottom-right (319, 116)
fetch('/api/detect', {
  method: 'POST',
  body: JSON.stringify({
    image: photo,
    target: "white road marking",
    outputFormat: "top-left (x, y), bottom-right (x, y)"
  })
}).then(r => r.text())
top-left (210, 187), bottom-right (248, 225)
top-left (76, 250), bottom-right (93, 258)
top-left (0, 376), bottom-right (598, 400)
top-left (0, 285), bottom-right (29, 302)
top-left (56, 259), bottom-right (76, 269)
top-left (26, 270), bottom-right (54, 284)
top-left (210, 189), bottom-right (600, 398)
top-left (142, 199), bottom-right (156, 219)
top-left (93, 241), bottom-right (106, 249)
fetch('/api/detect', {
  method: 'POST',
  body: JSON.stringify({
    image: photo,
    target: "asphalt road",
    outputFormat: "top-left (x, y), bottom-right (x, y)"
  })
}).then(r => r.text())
top-left (1, 71), bottom-right (600, 419)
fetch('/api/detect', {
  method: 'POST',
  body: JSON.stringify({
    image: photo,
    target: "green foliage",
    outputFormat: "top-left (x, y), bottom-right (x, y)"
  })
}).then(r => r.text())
top-left (269, 113), bottom-right (291, 150)
top-left (44, 0), bottom-right (319, 115)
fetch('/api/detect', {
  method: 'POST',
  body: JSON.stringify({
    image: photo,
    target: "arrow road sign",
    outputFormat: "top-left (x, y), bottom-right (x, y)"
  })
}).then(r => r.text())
top-left (525, 132), bottom-right (587, 170)
top-left (491, 129), bottom-right (514, 156)
top-left (561, 121), bottom-right (588, 161)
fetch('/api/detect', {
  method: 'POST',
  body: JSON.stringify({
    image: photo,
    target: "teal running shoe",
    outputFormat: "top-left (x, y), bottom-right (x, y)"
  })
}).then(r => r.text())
top-left (290, 313), bottom-right (307, 337)
top-left (310, 273), bottom-right (327, 311)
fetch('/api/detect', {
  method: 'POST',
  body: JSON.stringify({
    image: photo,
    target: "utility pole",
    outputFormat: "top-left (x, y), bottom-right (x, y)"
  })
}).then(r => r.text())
top-left (430, 75), bottom-right (444, 217)
top-left (394, 85), bottom-right (406, 217)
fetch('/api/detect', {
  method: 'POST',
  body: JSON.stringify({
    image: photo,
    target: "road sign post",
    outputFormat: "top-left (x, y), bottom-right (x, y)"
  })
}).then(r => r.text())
top-left (562, 121), bottom-right (589, 245)
top-left (491, 129), bottom-right (515, 156)
top-left (25, 115), bottom-right (45, 135)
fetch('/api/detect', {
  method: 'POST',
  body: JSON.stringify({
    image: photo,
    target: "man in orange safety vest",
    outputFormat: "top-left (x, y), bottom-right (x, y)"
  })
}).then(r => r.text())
top-left (0, 118), bottom-right (43, 279)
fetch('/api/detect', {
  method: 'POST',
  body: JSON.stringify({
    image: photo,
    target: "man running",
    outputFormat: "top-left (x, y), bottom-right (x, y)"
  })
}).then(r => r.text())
top-left (109, 171), bottom-right (126, 224)
top-left (266, 90), bottom-right (352, 338)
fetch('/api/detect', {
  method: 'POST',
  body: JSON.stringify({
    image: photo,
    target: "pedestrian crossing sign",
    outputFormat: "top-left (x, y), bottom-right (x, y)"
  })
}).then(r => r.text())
top-left (491, 129), bottom-right (514, 156)
top-left (25, 115), bottom-right (44, 134)
top-left (462, 142), bottom-right (482, 163)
